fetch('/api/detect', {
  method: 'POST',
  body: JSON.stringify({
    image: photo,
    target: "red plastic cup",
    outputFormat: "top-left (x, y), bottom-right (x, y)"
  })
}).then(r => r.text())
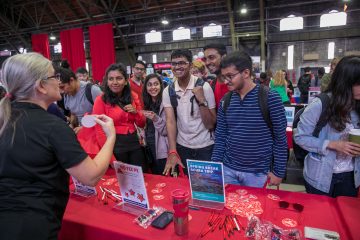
top-left (171, 189), bottom-right (189, 236)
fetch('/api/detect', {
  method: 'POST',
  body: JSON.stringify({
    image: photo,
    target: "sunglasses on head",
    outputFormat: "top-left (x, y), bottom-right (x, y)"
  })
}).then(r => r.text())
top-left (279, 201), bottom-right (304, 213)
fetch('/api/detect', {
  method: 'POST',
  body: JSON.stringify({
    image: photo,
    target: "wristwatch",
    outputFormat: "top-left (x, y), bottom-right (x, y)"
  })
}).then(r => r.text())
top-left (199, 100), bottom-right (208, 107)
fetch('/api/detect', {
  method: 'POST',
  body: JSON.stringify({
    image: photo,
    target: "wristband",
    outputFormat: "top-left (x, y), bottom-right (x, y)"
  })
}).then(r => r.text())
top-left (168, 150), bottom-right (181, 161)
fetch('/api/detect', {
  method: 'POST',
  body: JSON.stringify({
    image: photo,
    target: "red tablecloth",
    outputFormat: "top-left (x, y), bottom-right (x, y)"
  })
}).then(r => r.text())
top-left (59, 172), bottom-right (358, 240)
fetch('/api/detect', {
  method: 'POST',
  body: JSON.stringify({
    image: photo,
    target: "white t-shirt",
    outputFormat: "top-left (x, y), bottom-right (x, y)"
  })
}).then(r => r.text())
top-left (162, 75), bottom-right (216, 148)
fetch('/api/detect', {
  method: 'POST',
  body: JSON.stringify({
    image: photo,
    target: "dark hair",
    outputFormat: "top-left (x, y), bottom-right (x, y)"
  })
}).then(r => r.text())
top-left (142, 73), bottom-right (164, 114)
top-left (220, 51), bottom-right (253, 75)
top-left (102, 63), bottom-right (132, 107)
top-left (55, 67), bottom-right (76, 84)
top-left (76, 67), bottom-right (88, 74)
top-left (203, 43), bottom-right (227, 56)
top-left (317, 67), bottom-right (325, 76)
top-left (134, 60), bottom-right (146, 69)
top-left (325, 56), bottom-right (360, 131)
top-left (171, 49), bottom-right (192, 63)
top-left (260, 72), bottom-right (267, 79)
top-left (60, 59), bottom-right (70, 69)
top-left (282, 69), bottom-right (289, 81)
top-left (304, 67), bottom-right (311, 73)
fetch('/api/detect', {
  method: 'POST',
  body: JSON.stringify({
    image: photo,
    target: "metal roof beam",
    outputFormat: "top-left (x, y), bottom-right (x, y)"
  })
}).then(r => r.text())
top-left (77, 0), bottom-right (92, 20)
top-left (46, 0), bottom-right (65, 24)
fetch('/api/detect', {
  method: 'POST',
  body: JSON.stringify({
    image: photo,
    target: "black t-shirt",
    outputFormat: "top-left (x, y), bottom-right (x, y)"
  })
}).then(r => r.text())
top-left (0, 102), bottom-right (88, 240)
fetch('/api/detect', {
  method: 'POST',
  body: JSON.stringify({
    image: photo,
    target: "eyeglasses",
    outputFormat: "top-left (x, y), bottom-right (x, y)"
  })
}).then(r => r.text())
top-left (45, 73), bottom-right (61, 81)
top-left (171, 61), bottom-right (189, 67)
top-left (278, 201), bottom-right (304, 213)
top-left (147, 82), bottom-right (160, 87)
top-left (220, 72), bottom-right (241, 82)
top-left (134, 67), bottom-right (145, 72)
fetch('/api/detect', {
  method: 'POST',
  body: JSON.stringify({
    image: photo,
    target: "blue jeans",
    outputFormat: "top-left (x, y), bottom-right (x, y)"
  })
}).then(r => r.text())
top-left (223, 165), bottom-right (268, 188)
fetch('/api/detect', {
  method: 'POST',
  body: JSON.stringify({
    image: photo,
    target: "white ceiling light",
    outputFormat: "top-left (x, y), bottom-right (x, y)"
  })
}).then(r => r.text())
top-left (161, 18), bottom-right (169, 25)
top-left (50, 33), bottom-right (56, 40)
top-left (240, 4), bottom-right (247, 14)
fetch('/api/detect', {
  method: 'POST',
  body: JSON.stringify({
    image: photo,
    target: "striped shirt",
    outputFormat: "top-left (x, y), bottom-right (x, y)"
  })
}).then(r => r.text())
top-left (211, 84), bottom-right (288, 178)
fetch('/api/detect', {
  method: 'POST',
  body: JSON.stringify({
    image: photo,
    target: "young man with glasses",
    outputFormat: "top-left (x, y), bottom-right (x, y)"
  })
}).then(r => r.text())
top-left (162, 49), bottom-right (216, 176)
top-left (211, 51), bottom-right (288, 187)
top-left (129, 60), bottom-right (146, 107)
top-left (203, 43), bottom-right (228, 108)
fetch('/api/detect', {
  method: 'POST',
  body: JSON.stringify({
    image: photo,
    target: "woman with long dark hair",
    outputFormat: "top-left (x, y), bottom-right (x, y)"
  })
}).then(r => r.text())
top-left (142, 74), bottom-right (169, 174)
top-left (93, 63), bottom-right (147, 170)
top-left (294, 55), bottom-right (360, 197)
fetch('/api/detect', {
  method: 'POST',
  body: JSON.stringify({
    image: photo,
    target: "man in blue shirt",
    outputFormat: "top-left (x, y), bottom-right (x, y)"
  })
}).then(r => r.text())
top-left (211, 51), bottom-right (288, 187)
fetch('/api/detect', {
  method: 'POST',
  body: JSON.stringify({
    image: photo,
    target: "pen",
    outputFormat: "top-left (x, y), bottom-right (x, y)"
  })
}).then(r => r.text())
top-left (189, 206), bottom-right (200, 210)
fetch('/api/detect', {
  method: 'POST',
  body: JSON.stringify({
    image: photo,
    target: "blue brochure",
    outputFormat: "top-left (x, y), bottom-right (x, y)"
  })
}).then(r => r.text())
top-left (187, 160), bottom-right (225, 203)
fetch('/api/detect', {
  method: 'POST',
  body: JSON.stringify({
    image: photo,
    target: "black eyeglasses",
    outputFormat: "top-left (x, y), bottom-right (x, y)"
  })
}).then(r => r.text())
top-left (171, 61), bottom-right (189, 67)
top-left (220, 72), bottom-right (241, 82)
top-left (279, 201), bottom-right (304, 213)
top-left (45, 73), bottom-right (61, 81)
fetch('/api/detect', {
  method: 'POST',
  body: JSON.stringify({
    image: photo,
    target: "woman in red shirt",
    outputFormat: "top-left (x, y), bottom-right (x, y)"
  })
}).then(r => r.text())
top-left (93, 63), bottom-right (147, 171)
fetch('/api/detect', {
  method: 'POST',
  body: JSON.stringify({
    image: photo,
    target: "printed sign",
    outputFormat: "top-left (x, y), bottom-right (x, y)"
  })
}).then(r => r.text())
top-left (113, 162), bottom-right (149, 209)
top-left (72, 177), bottom-right (97, 197)
top-left (187, 160), bottom-right (225, 203)
top-left (284, 106), bottom-right (295, 127)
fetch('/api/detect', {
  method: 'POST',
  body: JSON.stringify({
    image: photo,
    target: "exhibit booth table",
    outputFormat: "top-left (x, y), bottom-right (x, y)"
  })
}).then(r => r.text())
top-left (59, 171), bottom-right (359, 240)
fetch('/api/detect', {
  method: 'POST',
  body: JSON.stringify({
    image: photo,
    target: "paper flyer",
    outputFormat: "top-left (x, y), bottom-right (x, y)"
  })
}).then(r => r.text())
top-left (113, 161), bottom-right (149, 209)
top-left (72, 177), bottom-right (97, 197)
top-left (187, 160), bottom-right (225, 203)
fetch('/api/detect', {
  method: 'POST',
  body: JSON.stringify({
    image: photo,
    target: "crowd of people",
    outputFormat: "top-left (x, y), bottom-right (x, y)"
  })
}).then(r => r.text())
top-left (0, 45), bottom-right (359, 239)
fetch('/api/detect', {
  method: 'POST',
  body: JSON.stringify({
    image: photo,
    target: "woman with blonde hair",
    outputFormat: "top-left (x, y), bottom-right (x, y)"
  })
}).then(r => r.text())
top-left (0, 53), bottom-right (116, 239)
top-left (270, 70), bottom-right (290, 104)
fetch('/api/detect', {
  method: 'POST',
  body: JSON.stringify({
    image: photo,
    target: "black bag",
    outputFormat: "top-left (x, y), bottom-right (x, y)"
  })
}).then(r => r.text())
top-left (292, 93), bottom-right (330, 165)
top-left (85, 83), bottom-right (95, 105)
top-left (168, 77), bottom-right (205, 120)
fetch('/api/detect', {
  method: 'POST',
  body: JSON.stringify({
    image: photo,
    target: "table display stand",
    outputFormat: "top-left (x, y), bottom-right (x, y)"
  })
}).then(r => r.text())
top-left (71, 189), bottom-right (97, 198)
top-left (114, 202), bottom-right (147, 216)
top-left (189, 198), bottom-right (224, 210)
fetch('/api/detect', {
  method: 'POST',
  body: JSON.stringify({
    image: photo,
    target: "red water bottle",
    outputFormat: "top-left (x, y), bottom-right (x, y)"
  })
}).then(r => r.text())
top-left (171, 189), bottom-right (190, 236)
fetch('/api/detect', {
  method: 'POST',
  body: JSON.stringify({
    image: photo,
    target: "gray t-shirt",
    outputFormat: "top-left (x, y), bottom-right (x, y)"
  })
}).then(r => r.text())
top-left (64, 81), bottom-right (102, 124)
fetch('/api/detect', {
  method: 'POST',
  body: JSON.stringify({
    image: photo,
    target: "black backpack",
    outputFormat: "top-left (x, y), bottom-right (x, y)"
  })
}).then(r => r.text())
top-left (85, 83), bottom-right (95, 105)
top-left (221, 84), bottom-right (272, 131)
top-left (292, 93), bottom-right (330, 164)
top-left (168, 77), bottom-right (205, 120)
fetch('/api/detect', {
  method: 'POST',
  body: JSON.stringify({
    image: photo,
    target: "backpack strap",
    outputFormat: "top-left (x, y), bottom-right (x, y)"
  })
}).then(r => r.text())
top-left (189, 78), bottom-right (206, 116)
top-left (312, 93), bottom-right (330, 137)
top-left (258, 85), bottom-right (272, 130)
top-left (168, 82), bottom-right (180, 120)
top-left (210, 78), bottom-right (217, 92)
top-left (85, 83), bottom-right (94, 105)
top-left (222, 91), bottom-right (233, 114)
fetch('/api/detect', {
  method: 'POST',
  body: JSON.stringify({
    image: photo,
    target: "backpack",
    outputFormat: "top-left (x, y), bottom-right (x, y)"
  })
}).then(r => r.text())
top-left (168, 77), bottom-right (205, 120)
top-left (292, 93), bottom-right (330, 164)
top-left (210, 78), bottom-right (217, 93)
top-left (85, 83), bottom-right (94, 105)
top-left (221, 84), bottom-right (272, 131)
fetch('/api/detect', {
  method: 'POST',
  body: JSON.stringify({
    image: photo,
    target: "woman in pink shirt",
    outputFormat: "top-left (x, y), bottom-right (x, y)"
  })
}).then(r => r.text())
top-left (93, 63), bottom-right (147, 171)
